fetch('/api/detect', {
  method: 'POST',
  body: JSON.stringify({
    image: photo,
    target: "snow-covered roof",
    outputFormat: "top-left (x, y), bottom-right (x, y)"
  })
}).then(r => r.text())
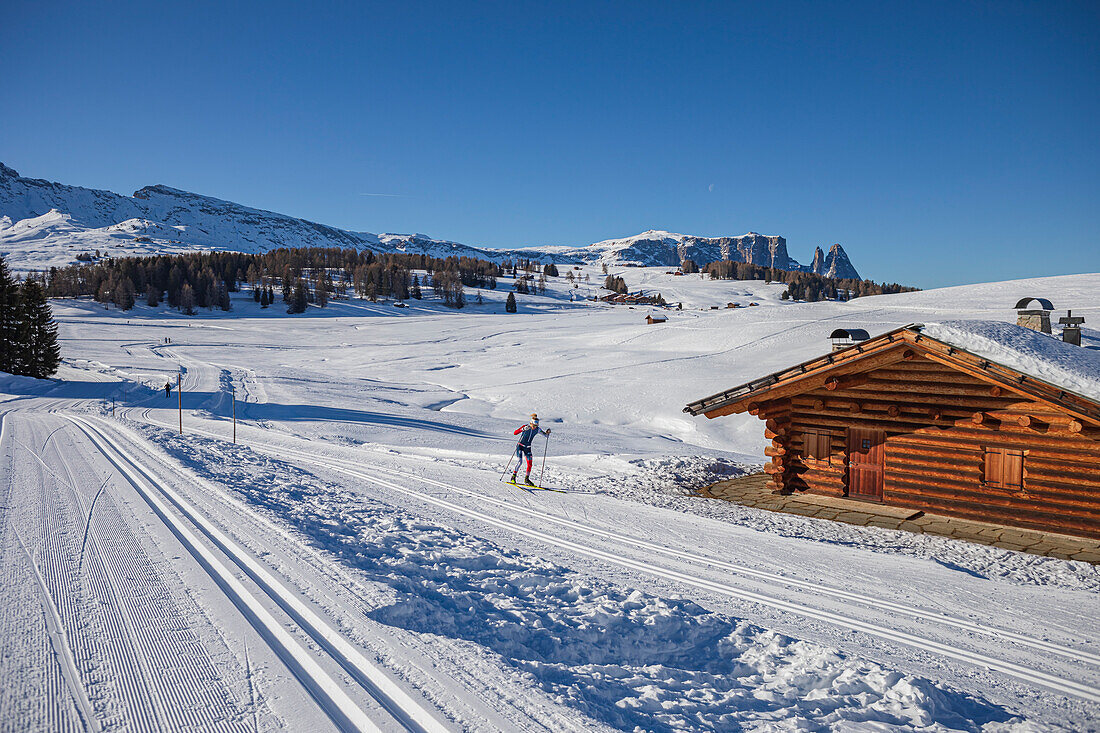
top-left (917, 320), bottom-right (1100, 403)
top-left (686, 319), bottom-right (1100, 419)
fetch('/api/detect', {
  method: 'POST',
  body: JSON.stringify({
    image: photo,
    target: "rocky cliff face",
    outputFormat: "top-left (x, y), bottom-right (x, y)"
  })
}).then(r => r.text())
top-left (0, 163), bottom-right (863, 280)
top-left (679, 233), bottom-right (795, 270)
top-left (579, 230), bottom-right (860, 279)
top-left (817, 243), bottom-right (860, 280)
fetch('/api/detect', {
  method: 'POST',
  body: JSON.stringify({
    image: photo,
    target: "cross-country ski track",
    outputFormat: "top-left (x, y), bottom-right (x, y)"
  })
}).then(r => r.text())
top-left (6, 273), bottom-right (1100, 730)
top-left (1, 409), bottom-right (458, 733)
top-left (123, 407), bottom-right (1100, 708)
top-left (64, 413), bottom-right (450, 733)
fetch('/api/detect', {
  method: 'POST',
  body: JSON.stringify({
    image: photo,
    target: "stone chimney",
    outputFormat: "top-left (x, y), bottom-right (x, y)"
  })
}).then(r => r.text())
top-left (1058, 310), bottom-right (1085, 346)
top-left (1014, 297), bottom-right (1053, 334)
top-left (828, 328), bottom-right (869, 352)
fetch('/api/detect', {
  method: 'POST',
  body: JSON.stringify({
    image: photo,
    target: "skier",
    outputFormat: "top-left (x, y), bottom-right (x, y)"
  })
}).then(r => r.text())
top-left (511, 413), bottom-right (550, 485)
top-left (165, 381), bottom-right (172, 398)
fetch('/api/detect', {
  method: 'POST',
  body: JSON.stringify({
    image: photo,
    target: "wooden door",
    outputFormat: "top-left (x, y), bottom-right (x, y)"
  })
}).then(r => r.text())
top-left (847, 428), bottom-right (885, 500)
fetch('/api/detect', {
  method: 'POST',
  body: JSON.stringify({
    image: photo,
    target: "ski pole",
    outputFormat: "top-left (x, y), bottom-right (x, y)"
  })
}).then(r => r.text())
top-left (539, 433), bottom-right (550, 488)
top-left (499, 448), bottom-right (516, 482)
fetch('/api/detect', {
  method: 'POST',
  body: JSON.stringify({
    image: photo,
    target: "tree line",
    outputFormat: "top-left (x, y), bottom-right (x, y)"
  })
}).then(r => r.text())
top-left (39, 247), bottom-right (509, 313)
top-left (0, 256), bottom-right (61, 378)
top-left (700, 260), bottom-right (917, 301)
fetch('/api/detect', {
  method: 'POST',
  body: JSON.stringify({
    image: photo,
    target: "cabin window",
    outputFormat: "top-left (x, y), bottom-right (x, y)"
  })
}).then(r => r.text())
top-left (802, 430), bottom-right (831, 463)
top-left (984, 448), bottom-right (1024, 490)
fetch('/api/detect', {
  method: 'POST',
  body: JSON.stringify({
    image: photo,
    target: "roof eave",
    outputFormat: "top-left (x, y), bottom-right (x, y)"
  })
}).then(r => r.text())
top-left (683, 326), bottom-right (919, 417)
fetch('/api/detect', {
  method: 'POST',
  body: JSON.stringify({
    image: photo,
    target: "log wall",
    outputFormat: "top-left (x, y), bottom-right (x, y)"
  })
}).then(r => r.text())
top-left (758, 355), bottom-right (1100, 538)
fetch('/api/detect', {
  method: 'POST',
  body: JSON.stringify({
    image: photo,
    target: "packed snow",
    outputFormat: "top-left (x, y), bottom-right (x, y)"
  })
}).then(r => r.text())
top-left (2, 266), bottom-right (1098, 731)
top-left (919, 319), bottom-right (1100, 402)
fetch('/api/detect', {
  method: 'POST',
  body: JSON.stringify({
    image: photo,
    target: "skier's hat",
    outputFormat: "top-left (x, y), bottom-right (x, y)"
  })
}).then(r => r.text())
top-left (530, 413), bottom-right (539, 423)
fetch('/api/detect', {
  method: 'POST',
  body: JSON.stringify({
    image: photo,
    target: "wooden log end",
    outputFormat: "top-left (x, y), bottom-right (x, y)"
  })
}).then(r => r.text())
top-left (971, 411), bottom-right (986, 425)
top-left (1068, 419), bottom-right (1083, 434)
top-left (990, 386), bottom-right (1003, 397)
top-left (887, 405), bottom-right (900, 417)
top-left (825, 377), bottom-right (839, 391)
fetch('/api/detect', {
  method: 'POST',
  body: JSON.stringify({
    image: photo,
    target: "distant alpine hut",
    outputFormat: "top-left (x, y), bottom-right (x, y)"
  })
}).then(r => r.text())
top-left (646, 314), bottom-right (667, 325)
top-left (683, 321), bottom-right (1100, 539)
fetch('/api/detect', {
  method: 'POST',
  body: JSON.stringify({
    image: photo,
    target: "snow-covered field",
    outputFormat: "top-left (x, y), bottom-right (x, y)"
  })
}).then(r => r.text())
top-left (2, 266), bottom-right (1099, 731)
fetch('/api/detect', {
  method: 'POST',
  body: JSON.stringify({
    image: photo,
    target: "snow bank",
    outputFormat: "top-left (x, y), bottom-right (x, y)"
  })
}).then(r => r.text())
top-left (128, 419), bottom-right (1034, 733)
top-left (920, 320), bottom-right (1100, 402)
top-left (572, 456), bottom-right (1100, 593)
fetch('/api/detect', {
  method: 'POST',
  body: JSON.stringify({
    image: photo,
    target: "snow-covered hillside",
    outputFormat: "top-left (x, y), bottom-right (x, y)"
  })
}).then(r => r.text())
top-left (2, 268), bottom-right (1098, 731)
top-left (0, 163), bottom-right (861, 279)
top-left (0, 162), bottom-right (513, 271)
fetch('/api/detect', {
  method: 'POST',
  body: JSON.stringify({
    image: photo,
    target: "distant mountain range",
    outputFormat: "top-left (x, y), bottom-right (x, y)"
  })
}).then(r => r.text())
top-left (0, 163), bottom-right (859, 279)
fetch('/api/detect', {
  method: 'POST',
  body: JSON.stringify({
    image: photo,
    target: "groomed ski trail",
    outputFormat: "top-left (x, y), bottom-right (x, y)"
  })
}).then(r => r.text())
top-left (129, 410), bottom-right (1100, 707)
top-left (62, 413), bottom-right (451, 733)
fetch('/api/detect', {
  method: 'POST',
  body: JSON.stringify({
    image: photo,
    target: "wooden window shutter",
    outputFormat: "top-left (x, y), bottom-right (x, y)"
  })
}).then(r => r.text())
top-left (1003, 449), bottom-right (1024, 489)
top-left (984, 448), bottom-right (1024, 489)
top-left (803, 430), bottom-right (831, 461)
top-left (985, 449), bottom-right (1003, 487)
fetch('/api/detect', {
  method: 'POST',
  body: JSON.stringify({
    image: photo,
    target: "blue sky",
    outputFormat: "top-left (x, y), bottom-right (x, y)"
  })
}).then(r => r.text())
top-left (2, 1), bottom-right (1097, 287)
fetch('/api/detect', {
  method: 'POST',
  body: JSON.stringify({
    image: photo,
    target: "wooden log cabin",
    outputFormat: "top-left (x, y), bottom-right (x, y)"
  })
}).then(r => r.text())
top-left (684, 321), bottom-right (1100, 539)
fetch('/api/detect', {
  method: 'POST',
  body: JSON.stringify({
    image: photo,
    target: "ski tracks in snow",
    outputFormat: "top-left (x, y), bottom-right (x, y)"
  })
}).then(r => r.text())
top-left (121, 412), bottom-right (1096, 729)
top-left (0, 410), bottom-right (252, 732)
top-left (280, 448), bottom-right (1100, 704)
top-left (61, 413), bottom-right (452, 733)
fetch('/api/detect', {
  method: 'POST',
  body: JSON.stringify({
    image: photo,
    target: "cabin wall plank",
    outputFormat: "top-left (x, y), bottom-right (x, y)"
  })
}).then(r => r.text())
top-left (765, 354), bottom-right (1100, 538)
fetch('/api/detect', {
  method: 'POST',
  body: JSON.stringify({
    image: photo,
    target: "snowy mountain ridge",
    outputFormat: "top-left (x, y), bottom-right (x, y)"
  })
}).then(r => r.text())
top-left (0, 163), bottom-right (858, 278)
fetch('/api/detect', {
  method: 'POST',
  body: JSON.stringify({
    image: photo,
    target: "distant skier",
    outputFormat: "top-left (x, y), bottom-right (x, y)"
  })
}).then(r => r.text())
top-left (165, 381), bottom-right (172, 398)
top-left (511, 414), bottom-right (550, 485)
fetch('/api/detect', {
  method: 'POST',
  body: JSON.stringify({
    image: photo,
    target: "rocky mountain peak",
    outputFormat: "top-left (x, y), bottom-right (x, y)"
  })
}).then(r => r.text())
top-left (0, 163), bottom-right (866, 280)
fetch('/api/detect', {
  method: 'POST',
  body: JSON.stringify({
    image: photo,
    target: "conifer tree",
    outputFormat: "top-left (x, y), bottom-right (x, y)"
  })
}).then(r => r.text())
top-left (115, 277), bottom-right (136, 311)
top-left (216, 280), bottom-right (231, 310)
top-left (287, 280), bottom-right (309, 313)
top-left (411, 274), bottom-right (422, 300)
top-left (0, 256), bottom-right (20, 374)
top-left (146, 284), bottom-right (161, 307)
top-left (180, 283), bottom-right (196, 315)
top-left (505, 292), bottom-right (517, 313)
top-left (16, 280), bottom-right (61, 378)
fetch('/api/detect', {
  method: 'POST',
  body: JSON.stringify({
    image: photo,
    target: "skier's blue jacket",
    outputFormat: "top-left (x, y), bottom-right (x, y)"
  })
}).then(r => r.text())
top-left (514, 424), bottom-right (547, 447)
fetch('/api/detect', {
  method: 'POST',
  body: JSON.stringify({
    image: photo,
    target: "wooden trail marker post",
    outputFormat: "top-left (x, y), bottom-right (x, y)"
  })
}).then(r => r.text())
top-left (177, 370), bottom-right (182, 435)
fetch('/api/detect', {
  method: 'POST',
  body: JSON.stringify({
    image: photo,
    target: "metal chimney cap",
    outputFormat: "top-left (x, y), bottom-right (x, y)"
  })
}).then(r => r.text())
top-left (1014, 297), bottom-right (1054, 311)
top-left (828, 328), bottom-right (870, 341)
